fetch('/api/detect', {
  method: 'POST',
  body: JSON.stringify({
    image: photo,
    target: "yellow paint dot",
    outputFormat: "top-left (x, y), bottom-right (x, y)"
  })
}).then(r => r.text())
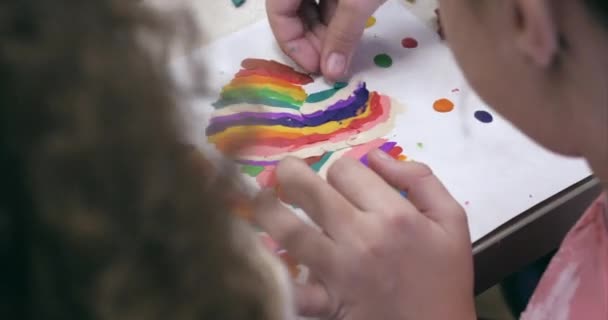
top-left (366, 16), bottom-right (377, 28)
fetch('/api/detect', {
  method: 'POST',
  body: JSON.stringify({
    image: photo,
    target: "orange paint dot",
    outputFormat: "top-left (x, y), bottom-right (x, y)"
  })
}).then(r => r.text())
top-left (366, 16), bottom-right (377, 28)
top-left (433, 98), bottom-right (455, 113)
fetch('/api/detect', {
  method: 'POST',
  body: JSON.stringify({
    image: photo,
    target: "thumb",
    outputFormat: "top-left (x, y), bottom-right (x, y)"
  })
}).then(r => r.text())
top-left (367, 150), bottom-right (465, 224)
top-left (294, 282), bottom-right (334, 317)
top-left (321, 0), bottom-right (380, 81)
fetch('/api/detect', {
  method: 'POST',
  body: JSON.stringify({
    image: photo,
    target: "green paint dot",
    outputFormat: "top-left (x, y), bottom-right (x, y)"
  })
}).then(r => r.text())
top-left (417, 142), bottom-right (424, 149)
top-left (374, 53), bottom-right (393, 68)
top-left (232, 0), bottom-right (246, 7)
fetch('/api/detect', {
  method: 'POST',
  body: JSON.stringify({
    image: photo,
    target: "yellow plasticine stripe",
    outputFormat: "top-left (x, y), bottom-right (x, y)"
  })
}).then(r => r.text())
top-left (208, 95), bottom-right (377, 144)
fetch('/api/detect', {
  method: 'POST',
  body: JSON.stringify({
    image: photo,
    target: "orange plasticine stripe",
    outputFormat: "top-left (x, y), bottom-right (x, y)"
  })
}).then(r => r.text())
top-left (211, 92), bottom-right (385, 151)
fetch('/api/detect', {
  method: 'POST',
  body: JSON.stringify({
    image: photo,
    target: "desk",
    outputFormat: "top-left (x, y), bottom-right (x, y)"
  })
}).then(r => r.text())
top-left (154, 0), bottom-right (602, 294)
top-left (473, 176), bottom-right (602, 294)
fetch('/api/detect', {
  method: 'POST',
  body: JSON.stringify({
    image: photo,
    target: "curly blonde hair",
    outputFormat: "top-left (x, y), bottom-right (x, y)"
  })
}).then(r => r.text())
top-left (0, 1), bottom-right (283, 319)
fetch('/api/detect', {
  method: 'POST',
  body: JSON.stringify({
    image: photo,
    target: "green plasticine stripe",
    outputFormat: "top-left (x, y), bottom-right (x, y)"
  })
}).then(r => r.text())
top-left (214, 88), bottom-right (303, 110)
top-left (306, 82), bottom-right (348, 103)
top-left (310, 152), bottom-right (334, 172)
top-left (241, 165), bottom-right (265, 177)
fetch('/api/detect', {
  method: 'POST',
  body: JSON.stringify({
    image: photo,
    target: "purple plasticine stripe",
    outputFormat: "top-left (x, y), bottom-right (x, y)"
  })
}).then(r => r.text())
top-left (236, 159), bottom-right (280, 166)
top-left (206, 83), bottom-right (368, 135)
top-left (238, 140), bottom-right (397, 168)
top-left (360, 154), bottom-right (370, 167)
top-left (360, 141), bottom-right (397, 167)
top-left (379, 141), bottom-right (397, 152)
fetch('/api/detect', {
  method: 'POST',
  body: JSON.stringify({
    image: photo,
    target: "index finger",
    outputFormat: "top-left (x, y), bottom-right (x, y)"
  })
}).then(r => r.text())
top-left (276, 157), bottom-right (359, 239)
top-left (267, 0), bottom-right (323, 73)
top-left (367, 150), bottom-right (463, 224)
top-left (253, 189), bottom-right (336, 274)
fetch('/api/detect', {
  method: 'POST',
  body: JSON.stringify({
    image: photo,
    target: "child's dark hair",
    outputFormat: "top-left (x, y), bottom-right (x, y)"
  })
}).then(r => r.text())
top-left (0, 1), bottom-right (273, 319)
top-left (587, 0), bottom-right (608, 26)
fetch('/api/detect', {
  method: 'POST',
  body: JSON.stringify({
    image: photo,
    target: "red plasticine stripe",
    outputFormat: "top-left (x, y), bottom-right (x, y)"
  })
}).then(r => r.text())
top-left (389, 146), bottom-right (403, 158)
top-left (218, 93), bottom-right (383, 149)
top-left (304, 155), bottom-right (324, 165)
top-left (240, 58), bottom-right (313, 85)
top-left (235, 69), bottom-right (312, 85)
top-left (214, 92), bottom-right (385, 150)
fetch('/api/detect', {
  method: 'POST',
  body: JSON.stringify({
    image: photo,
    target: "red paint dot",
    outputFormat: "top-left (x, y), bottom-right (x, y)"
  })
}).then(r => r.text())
top-left (401, 37), bottom-right (418, 49)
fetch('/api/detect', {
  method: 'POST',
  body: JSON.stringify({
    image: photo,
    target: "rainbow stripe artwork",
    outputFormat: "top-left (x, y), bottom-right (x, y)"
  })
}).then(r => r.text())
top-left (206, 58), bottom-right (408, 188)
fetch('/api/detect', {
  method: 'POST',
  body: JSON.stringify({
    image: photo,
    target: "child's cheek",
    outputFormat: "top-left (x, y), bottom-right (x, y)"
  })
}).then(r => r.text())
top-left (436, 9), bottom-right (445, 40)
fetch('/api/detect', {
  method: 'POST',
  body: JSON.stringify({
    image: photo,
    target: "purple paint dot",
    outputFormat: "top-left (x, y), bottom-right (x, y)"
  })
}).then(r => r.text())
top-left (474, 110), bottom-right (494, 123)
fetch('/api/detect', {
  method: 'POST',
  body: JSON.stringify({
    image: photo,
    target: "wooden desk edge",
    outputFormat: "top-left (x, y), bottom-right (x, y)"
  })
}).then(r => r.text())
top-left (472, 176), bottom-right (603, 295)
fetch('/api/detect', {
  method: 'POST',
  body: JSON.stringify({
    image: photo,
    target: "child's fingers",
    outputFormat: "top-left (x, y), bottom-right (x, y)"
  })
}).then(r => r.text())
top-left (253, 190), bottom-right (335, 274)
top-left (320, 0), bottom-right (381, 80)
top-left (267, 0), bottom-right (322, 73)
top-left (276, 157), bottom-right (359, 239)
top-left (367, 150), bottom-right (464, 224)
top-left (326, 157), bottom-right (418, 215)
top-left (294, 282), bottom-right (332, 317)
top-left (319, 0), bottom-right (338, 25)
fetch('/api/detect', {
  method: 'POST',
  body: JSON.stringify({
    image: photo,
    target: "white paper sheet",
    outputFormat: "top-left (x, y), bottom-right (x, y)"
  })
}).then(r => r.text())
top-left (173, 0), bottom-right (592, 242)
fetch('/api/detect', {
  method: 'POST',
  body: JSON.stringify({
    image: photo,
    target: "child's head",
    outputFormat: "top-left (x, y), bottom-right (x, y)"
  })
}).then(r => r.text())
top-left (0, 1), bottom-right (287, 319)
top-left (439, 0), bottom-right (607, 160)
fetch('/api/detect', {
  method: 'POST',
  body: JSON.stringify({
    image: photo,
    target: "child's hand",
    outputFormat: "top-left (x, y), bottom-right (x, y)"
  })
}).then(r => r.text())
top-left (254, 150), bottom-right (476, 320)
top-left (266, 0), bottom-right (386, 81)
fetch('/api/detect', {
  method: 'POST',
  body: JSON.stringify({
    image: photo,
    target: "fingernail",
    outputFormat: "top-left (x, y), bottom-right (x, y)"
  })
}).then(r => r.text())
top-left (327, 52), bottom-right (346, 77)
top-left (372, 149), bottom-right (394, 161)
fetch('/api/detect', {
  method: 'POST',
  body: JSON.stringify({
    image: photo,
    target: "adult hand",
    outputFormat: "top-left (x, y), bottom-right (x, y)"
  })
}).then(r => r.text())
top-left (266, 0), bottom-right (386, 82)
top-left (254, 150), bottom-right (476, 320)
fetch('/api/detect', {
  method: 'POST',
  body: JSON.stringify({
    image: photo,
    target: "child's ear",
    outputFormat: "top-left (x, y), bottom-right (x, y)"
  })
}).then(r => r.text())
top-left (513, 0), bottom-right (559, 68)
